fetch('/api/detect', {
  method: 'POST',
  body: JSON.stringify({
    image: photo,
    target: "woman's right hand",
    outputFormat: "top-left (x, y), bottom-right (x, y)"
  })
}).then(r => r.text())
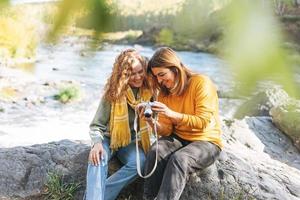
top-left (89, 143), bottom-right (105, 166)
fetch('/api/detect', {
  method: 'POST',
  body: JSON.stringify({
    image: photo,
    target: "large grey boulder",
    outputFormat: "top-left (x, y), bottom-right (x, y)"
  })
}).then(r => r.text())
top-left (234, 86), bottom-right (289, 119)
top-left (0, 140), bottom-right (90, 199)
top-left (0, 140), bottom-right (142, 200)
top-left (1, 117), bottom-right (300, 200)
top-left (180, 117), bottom-right (300, 200)
top-left (270, 99), bottom-right (300, 151)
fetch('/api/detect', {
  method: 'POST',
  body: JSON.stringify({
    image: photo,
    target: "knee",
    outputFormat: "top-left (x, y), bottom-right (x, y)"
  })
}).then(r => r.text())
top-left (126, 151), bottom-right (146, 170)
top-left (168, 152), bottom-right (189, 172)
top-left (87, 162), bottom-right (106, 170)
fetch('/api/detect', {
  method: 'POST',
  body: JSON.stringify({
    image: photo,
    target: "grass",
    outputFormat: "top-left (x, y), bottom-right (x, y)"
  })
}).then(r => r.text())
top-left (223, 119), bottom-right (235, 127)
top-left (43, 172), bottom-right (81, 200)
top-left (54, 86), bottom-right (80, 104)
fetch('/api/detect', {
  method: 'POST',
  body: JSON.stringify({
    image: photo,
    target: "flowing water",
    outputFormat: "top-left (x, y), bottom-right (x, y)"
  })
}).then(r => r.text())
top-left (0, 37), bottom-right (235, 147)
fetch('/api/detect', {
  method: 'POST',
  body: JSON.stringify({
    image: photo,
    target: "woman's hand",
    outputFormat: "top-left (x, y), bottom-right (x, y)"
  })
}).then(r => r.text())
top-left (89, 143), bottom-right (105, 166)
top-left (137, 103), bottom-right (146, 119)
top-left (137, 103), bottom-right (155, 128)
top-left (151, 101), bottom-right (183, 125)
top-left (151, 101), bottom-right (173, 118)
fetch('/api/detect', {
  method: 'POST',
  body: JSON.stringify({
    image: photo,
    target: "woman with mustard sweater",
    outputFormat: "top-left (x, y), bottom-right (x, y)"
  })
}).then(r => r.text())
top-left (143, 47), bottom-right (222, 200)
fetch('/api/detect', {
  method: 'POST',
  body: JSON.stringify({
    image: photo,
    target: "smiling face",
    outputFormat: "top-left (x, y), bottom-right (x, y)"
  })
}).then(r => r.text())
top-left (128, 59), bottom-right (145, 88)
top-left (151, 67), bottom-right (176, 89)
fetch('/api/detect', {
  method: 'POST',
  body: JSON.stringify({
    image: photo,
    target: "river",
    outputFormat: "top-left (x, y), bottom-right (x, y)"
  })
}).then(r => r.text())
top-left (0, 37), bottom-right (235, 148)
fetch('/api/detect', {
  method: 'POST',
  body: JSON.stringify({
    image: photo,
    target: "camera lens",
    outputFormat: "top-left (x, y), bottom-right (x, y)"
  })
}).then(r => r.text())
top-left (144, 112), bottom-right (151, 118)
top-left (144, 103), bottom-right (152, 118)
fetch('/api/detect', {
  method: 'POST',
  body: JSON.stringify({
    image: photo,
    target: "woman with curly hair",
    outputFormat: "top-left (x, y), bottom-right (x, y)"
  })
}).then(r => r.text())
top-left (143, 47), bottom-right (222, 200)
top-left (85, 49), bottom-right (152, 200)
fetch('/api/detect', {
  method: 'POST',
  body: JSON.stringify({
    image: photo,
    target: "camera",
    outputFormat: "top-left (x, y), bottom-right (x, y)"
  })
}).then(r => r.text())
top-left (144, 102), bottom-right (154, 118)
top-left (139, 101), bottom-right (154, 118)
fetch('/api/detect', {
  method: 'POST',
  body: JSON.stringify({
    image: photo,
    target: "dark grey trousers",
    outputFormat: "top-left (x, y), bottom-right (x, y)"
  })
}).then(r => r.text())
top-left (143, 134), bottom-right (221, 200)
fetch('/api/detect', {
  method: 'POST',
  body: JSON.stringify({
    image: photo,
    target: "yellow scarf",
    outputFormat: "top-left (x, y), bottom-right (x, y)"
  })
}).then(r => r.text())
top-left (109, 87), bottom-right (152, 153)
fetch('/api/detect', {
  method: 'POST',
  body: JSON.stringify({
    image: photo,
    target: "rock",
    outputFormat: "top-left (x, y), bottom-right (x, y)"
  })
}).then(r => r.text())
top-left (234, 86), bottom-right (289, 119)
top-left (270, 99), bottom-right (300, 151)
top-left (135, 27), bottom-right (162, 45)
top-left (0, 140), bottom-right (141, 200)
top-left (180, 117), bottom-right (300, 200)
top-left (1, 117), bottom-right (300, 200)
top-left (0, 140), bottom-right (90, 199)
top-left (219, 98), bottom-right (244, 118)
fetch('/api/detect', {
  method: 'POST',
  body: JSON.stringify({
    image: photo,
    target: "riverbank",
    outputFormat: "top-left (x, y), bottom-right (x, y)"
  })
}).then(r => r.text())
top-left (1, 1), bottom-right (300, 65)
top-left (0, 42), bottom-right (238, 148)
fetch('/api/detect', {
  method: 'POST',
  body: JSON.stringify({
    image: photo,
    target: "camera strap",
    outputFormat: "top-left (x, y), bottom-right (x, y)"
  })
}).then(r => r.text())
top-left (134, 108), bottom-right (158, 179)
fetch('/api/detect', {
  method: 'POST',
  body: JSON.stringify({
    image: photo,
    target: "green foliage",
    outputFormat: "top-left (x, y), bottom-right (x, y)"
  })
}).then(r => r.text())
top-left (44, 172), bottom-right (81, 200)
top-left (1, 0), bottom-right (299, 101)
top-left (172, 0), bottom-right (214, 39)
top-left (47, 0), bottom-right (113, 42)
top-left (54, 86), bottom-right (80, 103)
top-left (222, 0), bottom-right (299, 98)
top-left (272, 0), bottom-right (295, 16)
top-left (0, 6), bottom-right (38, 59)
top-left (0, 0), bottom-right (8, 8)
top-left (155, 28), bottom-right (174, 46)
top-left (223, 118), bottom-right (235, 127)
top-left (41, 4), bottom-right (59, 25)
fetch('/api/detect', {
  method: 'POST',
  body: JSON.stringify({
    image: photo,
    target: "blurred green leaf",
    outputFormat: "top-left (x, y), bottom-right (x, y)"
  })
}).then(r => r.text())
top-left (47, 0), bottom-right (113, 43)
top-left (0, 0), bottom-right (9, 8)
top-left (222, 0), bottom-right (299, 97)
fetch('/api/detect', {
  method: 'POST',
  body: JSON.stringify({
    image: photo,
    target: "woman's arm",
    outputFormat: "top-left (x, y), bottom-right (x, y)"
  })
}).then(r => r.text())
top-left (179, 77), bottom-right (218, 130)
top-left (151, 77), bottom-right (218, 130)
top-left (89, 97), bottom-right (111, 145)
top-left (88, 97), bottom-right (111, 165)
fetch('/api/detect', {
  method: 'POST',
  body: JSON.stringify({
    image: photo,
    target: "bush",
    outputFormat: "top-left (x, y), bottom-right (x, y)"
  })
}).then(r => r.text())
top-left (54, 86), bottom-right (80, 103)
top-left (155, 28), bottom-right (174, 46)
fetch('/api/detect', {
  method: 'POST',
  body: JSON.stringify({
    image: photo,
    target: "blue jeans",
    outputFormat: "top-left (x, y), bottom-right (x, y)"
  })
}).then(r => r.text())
top-left (85, 137), bottom-right (146, 200)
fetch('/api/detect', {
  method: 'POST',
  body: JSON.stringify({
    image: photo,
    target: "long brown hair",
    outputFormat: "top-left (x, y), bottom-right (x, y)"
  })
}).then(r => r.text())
top-left (104, 49), bottom-right (149, 102)
top-left (147, 47), bottom-right (193, 96)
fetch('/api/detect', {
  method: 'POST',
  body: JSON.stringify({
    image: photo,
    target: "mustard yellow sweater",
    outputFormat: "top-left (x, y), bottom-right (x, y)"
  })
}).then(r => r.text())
top-left (157, 75), bottom-right (223, 149)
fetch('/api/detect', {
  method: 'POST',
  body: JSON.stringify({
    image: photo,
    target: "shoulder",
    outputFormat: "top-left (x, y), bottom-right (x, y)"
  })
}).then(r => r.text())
top-left (189, 74), bottom-right (213, 88)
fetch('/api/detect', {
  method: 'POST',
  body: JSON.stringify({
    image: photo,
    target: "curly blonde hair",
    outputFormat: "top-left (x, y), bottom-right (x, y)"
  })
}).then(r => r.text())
top-left (103, 49), bottom-right (149, 102)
